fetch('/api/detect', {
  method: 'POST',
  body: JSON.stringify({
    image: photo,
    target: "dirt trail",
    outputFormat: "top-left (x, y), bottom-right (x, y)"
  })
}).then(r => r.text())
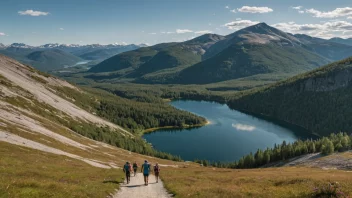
top-left (114, 173), bottom-right (171, 198)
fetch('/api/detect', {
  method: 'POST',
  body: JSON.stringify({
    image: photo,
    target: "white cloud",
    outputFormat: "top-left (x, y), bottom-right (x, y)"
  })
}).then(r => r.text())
top-left (59, 28), bottom-right (64, 30)
top-left (348, 16), bottom-right (352, 19)
top-left (161, 31), bottom-right (174, 34)
top-left (237, 6), bottom-right (273, 13)
top-left (194, 30), bottom-right (212, 34)
top-left (306, 7), bottom-right (352, 18)
top-left (292, 6), bottom-right (302, 10)
top-left (273, 20), bottom-right (352, 38)
top-left (230, 9), bottom-right (236, 13)
top-left (224, 20), bottom-right (260, 30)
top-left (176, 29), bottom-right (193, 34)
top-left (149, 32), bottom-right (157, 35)
top-left (232, 124), bottom-right (256, 131)
top-left (298, 10), bottom-right (305, 14)
top-left (18, 10), bottom-right (49, 16)
top-left (0, 32), bottom-right (5, 36)
top-left (225, 6), bottom-right (229, 9)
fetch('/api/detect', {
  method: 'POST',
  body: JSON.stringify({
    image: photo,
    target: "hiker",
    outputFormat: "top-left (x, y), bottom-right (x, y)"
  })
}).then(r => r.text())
top-left (123, 161), bottom-right (132, 184)
top-left (141, 160), bottom-right (151, 185)
top-left (133, 161), bottom-right (138, 176)
top-left (154, 162), bottom-right (160, 183)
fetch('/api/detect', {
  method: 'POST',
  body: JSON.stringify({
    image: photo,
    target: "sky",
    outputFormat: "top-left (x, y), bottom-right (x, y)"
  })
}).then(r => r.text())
top-left (1, 0), bottom-right (352, 46)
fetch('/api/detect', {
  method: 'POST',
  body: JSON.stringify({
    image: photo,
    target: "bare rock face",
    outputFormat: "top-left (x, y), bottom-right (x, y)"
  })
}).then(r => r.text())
top-left (302, 68), bottom-right (352, 92)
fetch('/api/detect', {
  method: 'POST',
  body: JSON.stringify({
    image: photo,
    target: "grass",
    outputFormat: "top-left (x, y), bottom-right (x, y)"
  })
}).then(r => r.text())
top-left (0, 142), bottom-right (123, 198)
top-left (161, 166), bottom-right (352, 198)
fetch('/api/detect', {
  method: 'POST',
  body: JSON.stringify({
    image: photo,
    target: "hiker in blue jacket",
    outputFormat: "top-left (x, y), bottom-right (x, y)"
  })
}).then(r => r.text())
top-left (141, 160), bottom-right (151, 185)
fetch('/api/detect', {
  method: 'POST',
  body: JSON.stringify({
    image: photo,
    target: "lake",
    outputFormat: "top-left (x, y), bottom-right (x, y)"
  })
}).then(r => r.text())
top-left (143, 100), bottom-right (315, 162)
top-left (64, 60), bottom-right (92, 68)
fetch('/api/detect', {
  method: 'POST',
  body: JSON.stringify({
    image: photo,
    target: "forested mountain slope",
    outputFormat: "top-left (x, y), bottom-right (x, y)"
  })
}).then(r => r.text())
top-left (26, 49), bottom-right (83, 71)
top-left (228, 57), bottom-right (352, 136)
top-left (87, 34), bottom-right (225, 78)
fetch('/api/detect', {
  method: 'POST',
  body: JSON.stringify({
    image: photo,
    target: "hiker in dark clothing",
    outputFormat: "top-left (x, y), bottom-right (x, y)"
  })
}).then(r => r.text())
top-left (154, 162), bottom-right (160, 183)
top-left (133, 161), bottom-right (138, 176)
top-left (123, 161), bottom-right (132, 184)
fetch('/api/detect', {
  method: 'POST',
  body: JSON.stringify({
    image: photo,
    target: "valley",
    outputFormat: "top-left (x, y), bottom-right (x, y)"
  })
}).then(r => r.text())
top-left (1, 18), bottom-right (352, 198)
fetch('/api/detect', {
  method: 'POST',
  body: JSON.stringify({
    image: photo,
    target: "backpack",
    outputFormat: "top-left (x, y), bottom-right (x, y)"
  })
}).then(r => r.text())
top-left (124, 164), bottom-right (131, 172)
top-left (133, 163), bottom-right (138, 168)
top-left (154, 165), bottom-right (160, 173)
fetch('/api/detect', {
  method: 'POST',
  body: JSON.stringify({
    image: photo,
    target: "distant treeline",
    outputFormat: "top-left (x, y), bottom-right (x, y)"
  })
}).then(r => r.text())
top-left (69, 121), bottom-right (182, 161)
top-left (196, 132), bottom-right (351, 169)
top-left (54, 86), bottom-right (206, 133)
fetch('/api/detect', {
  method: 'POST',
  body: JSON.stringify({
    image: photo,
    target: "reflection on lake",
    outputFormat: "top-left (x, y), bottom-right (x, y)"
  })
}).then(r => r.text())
top-left (143, 100), bottom-right (315, 162)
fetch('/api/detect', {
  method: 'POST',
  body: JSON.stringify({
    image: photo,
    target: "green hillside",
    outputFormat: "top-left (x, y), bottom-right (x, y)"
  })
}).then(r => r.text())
top-left (174, 43), bottom-right (328, 84)
top-left (228, 57), bottom-right (352, 136)
top-left (87, 34), bottom-right (224, 80)
top-left (77, 45), bottom-right (141, 60)
top-left (26, 49), bottom-right (83, 71)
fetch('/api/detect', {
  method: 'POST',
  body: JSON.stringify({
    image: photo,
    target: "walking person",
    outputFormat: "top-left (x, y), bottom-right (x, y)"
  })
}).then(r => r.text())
top-left (133, 161), bottom-right (138, 176)
top-left (154, 162), bottom-right (160, 183)
top-left (123, 161), bottom-right (132, 184)
top-left (141, 160), bottom-right (151, 186)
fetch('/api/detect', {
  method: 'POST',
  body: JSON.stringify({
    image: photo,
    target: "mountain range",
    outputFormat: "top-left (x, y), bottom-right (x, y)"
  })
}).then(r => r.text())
top-left (0, 43), bottom-right (146, 71)
top-left (87, 23), bottom-right (352, 84)
top-left (328, 37), bottom-right (352, 46)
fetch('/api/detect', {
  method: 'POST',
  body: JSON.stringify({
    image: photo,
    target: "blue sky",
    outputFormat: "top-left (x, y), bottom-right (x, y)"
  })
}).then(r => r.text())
top-left (1, 0), bottom-right (352, 45)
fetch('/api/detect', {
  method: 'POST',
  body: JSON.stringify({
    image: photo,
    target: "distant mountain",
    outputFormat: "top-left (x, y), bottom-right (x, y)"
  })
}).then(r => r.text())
top-left (0, 43), bottom-right (6, 49)
top-left (0, 42), bottom-right (143, 71)
top-left (295, 34), bottom-right (352, 61)
top-left (203, 22), bottom-right (302, 60)
top-left (74, 44), bottom-right (141, 60)
top-left (88, 23), bottom-right (352, 84)
top-left (173, 23), bottom-right (329, 84)
top-left (329, 37), bottom-right (352, 46)
top-left (228, 56), bottom-right (352, 136)
top-left (88, 34), bottom-right (225, 77)
top-left (26, 49), bottom-right (83, 71)
top-left (8, 43), bottom-right (34, 48)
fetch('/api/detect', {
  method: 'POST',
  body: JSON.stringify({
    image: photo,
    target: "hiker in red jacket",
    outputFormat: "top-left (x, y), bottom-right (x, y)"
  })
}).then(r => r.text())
top-left (154, 162), bottom-right (160, 183)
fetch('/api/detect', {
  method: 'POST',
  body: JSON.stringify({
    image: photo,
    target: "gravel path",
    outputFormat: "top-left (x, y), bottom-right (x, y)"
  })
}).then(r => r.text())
top-left (114, 173), bottom-right (171, 198)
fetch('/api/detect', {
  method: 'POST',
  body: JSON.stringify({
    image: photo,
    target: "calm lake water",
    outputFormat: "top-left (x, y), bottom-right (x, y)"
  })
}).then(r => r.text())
top-left (143, 100), bottom-right (315, 162)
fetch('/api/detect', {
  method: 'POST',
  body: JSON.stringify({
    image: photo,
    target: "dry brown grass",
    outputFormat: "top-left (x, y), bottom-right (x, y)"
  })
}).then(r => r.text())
top-left (161, 166), bottom-right (352, 198)
top-left (0, 142), bottom-right (123, 198)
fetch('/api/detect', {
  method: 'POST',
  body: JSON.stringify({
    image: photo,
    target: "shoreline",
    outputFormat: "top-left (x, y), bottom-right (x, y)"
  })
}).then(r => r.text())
top-left (142, 119), bottom-right (211, 134)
